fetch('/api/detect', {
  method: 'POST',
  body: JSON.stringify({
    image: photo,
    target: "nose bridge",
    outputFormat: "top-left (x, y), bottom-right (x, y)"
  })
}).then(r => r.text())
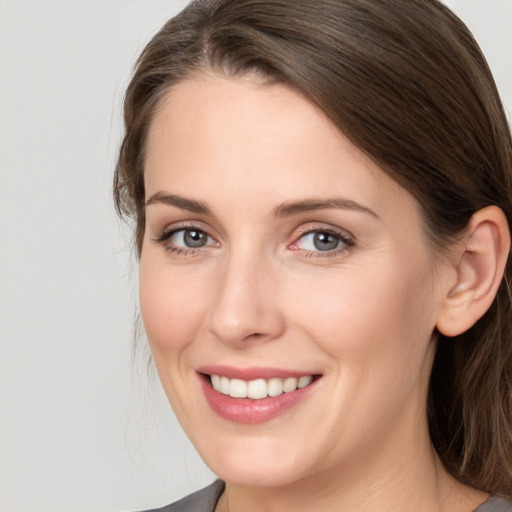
top-left (207, 242), bottom-right (284, 345)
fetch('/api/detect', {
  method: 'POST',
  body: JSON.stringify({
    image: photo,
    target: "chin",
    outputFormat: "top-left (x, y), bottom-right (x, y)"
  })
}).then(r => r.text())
top-left (192, 430), bottom-right (311, 487)
top-left (209, 456), bottom-right (307, 488)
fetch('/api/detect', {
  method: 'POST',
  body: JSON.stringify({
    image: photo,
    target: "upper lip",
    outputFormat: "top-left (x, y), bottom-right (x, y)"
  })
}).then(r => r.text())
top-left (196, 365), bottom-right (320, 381)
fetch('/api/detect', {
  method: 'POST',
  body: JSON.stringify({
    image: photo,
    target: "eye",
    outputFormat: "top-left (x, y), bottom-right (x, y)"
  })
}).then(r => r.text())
top-left (171, 228), bottom-right (210, 248)
top-left (290, 228), bottom-right (354, 255)
top-left (153, 227), bottom-right (218, 253)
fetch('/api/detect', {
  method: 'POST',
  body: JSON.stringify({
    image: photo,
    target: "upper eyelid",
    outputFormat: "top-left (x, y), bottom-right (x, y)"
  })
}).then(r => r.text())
top-left (156, 225), bottom-right (215, 241)
top-left (292, 222), bottom-right (355, 241)
top-left (292, 229), bottom-right (354, 247)
top-left (152, 220), bottom-right (216, 237)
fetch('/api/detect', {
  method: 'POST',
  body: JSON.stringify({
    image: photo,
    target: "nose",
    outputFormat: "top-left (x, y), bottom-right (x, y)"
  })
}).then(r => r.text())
top-left (207, 249), bottom-right (286, 346)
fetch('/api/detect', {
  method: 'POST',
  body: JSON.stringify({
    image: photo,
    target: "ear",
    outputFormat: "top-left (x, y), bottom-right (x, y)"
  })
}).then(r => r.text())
top-left (436, 206), bottom-right (510, 337)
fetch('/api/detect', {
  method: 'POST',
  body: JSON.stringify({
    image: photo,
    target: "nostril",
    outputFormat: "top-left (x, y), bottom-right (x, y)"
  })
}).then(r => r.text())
top-left (243, 332), bottom-right (264, 341)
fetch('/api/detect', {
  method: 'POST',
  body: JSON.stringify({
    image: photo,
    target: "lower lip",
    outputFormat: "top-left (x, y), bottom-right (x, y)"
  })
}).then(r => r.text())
top-left (199, 375), bottom-right (319, 424)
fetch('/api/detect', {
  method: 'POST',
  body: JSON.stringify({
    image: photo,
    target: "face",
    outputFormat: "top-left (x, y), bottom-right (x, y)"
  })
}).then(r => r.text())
top-left (140, 75), bottom-right (450, 489)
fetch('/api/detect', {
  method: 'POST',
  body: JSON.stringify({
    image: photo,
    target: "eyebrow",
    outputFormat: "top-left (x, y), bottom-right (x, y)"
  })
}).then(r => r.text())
top-left (145, 192), bottom-right (378, 219)
top-left (274, 197), bottom-right (379, 218)
top-left (145, 192), bottom-right (211, 215)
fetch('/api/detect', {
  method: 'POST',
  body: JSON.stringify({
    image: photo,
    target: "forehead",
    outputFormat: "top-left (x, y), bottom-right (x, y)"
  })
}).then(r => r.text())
top-left (146, 75), bottom-right (344, 174)
top-left (144, 75), bottom-right (417, 222)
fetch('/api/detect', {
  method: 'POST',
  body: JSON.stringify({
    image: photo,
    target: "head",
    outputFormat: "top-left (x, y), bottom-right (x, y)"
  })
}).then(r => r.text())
top-left (115, 0), bottom-right (512, 494)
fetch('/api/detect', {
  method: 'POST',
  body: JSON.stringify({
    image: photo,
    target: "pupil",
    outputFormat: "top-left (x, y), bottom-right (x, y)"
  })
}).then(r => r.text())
top-left (313, 232), bottom-right (338, 251)
top-left (184, 230), bottom-right (206, 248)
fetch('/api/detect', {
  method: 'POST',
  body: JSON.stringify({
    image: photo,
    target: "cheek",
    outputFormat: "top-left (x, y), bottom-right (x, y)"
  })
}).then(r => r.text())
top-left (290, 259), bottom-right (436, 368)
top-left (138, 259), bottom-right (212, 357)
top-left (292, 262), bottom-right (437, 440)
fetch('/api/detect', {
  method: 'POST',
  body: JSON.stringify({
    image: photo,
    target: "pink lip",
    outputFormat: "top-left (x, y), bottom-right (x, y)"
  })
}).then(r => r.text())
top-left (197, 367), bottom-right (321, 425)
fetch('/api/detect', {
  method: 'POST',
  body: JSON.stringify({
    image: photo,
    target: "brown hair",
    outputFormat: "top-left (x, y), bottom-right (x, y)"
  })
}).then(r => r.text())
top-left (114, 0), bottom-right (512, 495)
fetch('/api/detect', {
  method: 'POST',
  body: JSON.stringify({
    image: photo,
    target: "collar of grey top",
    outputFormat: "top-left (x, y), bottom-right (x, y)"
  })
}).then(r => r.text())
top-left (474, 495), bottom-right (512, 512)
top-left (140, 480), bottom-right (224, 512)
top-left (141, 482), bottom-right (512, 512)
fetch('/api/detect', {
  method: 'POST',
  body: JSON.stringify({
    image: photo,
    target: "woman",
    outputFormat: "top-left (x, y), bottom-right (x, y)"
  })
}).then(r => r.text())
top-left (114, 0), bottom-right (512, 510)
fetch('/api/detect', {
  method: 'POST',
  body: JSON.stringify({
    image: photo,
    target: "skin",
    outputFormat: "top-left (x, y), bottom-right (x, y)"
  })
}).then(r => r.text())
top-left (140, 75), bottom-right (488, 512)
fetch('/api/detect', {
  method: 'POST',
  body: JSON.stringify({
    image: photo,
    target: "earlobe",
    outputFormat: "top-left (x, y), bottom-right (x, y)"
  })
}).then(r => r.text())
top-left (436, 206), bottom-right (511, 337)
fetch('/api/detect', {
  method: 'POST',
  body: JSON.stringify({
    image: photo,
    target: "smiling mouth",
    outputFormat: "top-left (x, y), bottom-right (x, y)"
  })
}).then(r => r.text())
top-left (208, 374), bottom-right (317, 400)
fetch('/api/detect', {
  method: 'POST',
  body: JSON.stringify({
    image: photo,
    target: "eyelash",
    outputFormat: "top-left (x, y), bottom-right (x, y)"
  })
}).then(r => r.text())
top-left (290, 227), bottom-right (355, 258)
top-left (152, 225), bottom-right (217, 256)
top-left (152, 225), bottom-right (355, 258)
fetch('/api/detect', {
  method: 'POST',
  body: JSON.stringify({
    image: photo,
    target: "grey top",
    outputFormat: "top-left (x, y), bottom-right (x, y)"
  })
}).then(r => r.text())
top-left (142, 481), bottom-right (512, 512)
top-left (475, 495), bottom-right (512, 512)
top-left (142, 481), bottom-right (225, 512)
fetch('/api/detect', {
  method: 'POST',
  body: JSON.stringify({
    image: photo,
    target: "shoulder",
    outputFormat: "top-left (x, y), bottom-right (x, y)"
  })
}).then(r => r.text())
top-left (140, 480), bottom-right (225, 512)
top-left (474, 495), bottom-right (512, 512)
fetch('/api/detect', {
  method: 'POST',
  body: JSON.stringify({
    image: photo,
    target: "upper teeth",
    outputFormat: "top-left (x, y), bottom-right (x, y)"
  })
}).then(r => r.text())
top-left (210, 375), bottom-right (313, 399)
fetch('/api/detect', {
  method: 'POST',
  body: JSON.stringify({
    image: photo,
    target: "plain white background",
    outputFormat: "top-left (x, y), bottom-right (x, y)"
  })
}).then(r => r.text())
top-left (0, 1), bottom-right (510, 511)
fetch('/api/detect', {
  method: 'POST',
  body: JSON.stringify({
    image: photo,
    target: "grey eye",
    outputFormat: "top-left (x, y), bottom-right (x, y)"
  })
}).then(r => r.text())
top-left (182, 229), bottom-right (208, 248)
top-left (312, 232), bottom-right (340, 251)
top-left (168, 228), bottom-right (213, 249)
top-left (297, 231), bottom-right (344, 252)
